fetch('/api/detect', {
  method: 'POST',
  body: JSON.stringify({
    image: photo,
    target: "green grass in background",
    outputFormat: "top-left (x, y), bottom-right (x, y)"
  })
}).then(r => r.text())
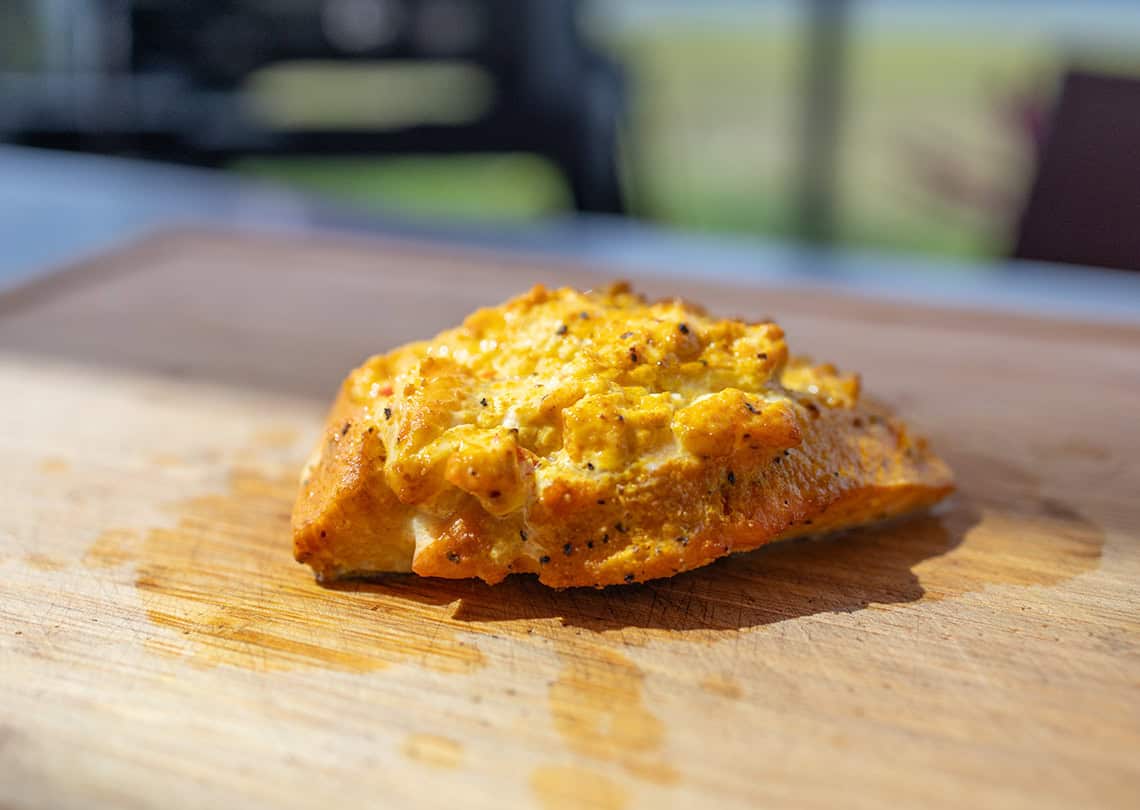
top-left (237, 154), bottom-right (571, 220)
top-left (238, 19), bottom-right (1139, 261)
top-left (611, 25), bottom-right (1059, 259)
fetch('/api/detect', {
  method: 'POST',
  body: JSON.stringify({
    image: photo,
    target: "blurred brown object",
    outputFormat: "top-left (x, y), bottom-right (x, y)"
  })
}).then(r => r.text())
top-left (1014, 70), bottom-right (1140, 271)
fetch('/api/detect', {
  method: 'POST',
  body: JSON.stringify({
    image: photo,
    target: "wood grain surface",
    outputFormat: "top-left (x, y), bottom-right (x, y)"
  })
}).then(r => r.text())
top-left (1, 230), bottom-right (1137, 810)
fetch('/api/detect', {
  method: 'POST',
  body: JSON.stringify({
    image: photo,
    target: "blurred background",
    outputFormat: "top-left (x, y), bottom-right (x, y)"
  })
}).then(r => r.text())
top-left (2, 0), bottom-right (1140, 270)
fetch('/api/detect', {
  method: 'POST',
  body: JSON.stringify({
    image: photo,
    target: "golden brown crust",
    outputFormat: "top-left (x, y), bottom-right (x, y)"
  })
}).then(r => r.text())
top-left (292, 283), bottom-right (953, 588)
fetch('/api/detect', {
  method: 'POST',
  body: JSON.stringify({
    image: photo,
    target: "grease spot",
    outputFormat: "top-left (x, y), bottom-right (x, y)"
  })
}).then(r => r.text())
top-left (39, 457), bottom-right (69, 474)
top-left (912, 453), bottom-right (1103, 599)
top-left (548, 642), bottom-right (678, 784)
top-left (84, 529), bottom-right (139, 569)
top-left (79, 452), bottom-right (1102, 683)
top-left (86, 469), bottom-right (483, 674)
top-left (531, 765), bottom-right (627, 810)
top-left (24, 553), bottom-right (66, 572)
top-left (915, 502), bottom-right (1102, 597)
top-left (402, 733), bottom-right (463, 768)
top-left (699, 675), bottom-right (742, 700)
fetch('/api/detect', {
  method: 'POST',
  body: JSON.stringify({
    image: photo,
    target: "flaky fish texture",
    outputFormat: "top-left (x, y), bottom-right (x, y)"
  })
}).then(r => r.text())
top-left (293, 283), bottom-right (953, 588)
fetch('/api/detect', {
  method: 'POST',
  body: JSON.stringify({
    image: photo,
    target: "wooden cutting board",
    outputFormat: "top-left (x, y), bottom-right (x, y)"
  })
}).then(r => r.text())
top-left (1, 230), bottom-right (1137, 810)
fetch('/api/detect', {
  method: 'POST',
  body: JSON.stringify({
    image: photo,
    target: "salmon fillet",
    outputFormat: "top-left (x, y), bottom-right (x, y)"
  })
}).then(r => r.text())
top-left (293, 283), bottom-right (953, 587)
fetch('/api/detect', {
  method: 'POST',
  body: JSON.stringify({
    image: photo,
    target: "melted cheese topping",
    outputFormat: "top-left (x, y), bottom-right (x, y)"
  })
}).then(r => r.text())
top-left (341, 284), bottom-right (858, 520)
